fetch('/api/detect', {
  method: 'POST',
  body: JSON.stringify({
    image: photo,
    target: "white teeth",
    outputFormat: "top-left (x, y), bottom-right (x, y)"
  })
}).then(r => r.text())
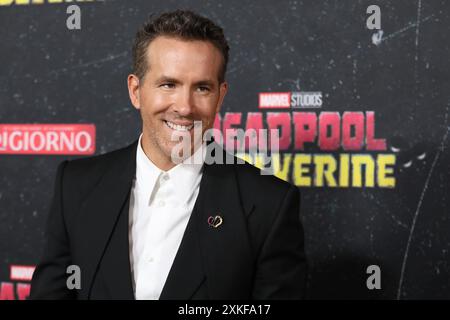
top-left (165, 121), bottom-right (194, 132)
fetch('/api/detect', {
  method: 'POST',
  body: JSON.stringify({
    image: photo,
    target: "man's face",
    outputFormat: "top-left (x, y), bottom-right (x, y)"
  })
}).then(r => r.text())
top-left (128, 36), bottom-right (227, 168)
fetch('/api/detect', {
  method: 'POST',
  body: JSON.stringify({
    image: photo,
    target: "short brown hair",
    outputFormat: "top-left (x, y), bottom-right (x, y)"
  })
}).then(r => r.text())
top-left (132, 10), bottom-right (229, 83)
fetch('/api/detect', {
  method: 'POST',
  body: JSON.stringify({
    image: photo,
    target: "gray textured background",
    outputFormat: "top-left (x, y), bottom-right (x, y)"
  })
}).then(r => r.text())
top-left (0, 0), bottom-right (449, 299)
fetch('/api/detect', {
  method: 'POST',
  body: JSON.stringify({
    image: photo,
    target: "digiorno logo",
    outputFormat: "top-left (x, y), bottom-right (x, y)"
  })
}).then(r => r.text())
top-left (0, 0), bottom-right (97, 6)
top-left (0, 265), bottom-right (35, 300)
top-left (0, 124), bottom-right (96, 155)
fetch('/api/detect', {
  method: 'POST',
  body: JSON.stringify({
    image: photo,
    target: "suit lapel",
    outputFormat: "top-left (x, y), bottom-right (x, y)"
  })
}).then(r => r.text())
top-left (78, 139), bottom-right (138, 299)
top-left (160, 146), bottom-right (254, 299)
top-left (158, 188), bottom-right (206, 299)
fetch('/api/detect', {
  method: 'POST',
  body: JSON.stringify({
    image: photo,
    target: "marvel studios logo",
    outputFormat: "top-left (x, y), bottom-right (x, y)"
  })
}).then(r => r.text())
top-left (258, 92), bottom-right (322, 109)
top-left (10, 265), bottom-right (35, 281)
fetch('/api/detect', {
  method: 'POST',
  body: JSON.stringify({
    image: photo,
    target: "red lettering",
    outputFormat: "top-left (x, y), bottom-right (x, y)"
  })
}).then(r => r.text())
top-left (366, 111), bottom-right (386, 150)
top-left (342, 112), bottom-right (364, 150)
top-left (267, 113), bottom-right (291, 150)
top-left (0, 282), bottom-right (14, 300)
top-left (293, 112), bottom-right (317, 150)
top-left (222, 113), bottom-right (242, 150)
top-left (319, 112), bottom-right (340, 150)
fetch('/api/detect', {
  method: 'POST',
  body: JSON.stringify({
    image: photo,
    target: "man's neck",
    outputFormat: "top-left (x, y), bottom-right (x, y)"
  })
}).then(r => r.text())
top-left (140, 138), bottom-right (175, 172)
top-left (140, 134), bottom-right (203, 172)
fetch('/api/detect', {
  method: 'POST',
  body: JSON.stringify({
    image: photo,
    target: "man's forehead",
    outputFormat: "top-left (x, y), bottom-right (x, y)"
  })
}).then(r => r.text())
top-left (145, 36), bottom-right (223, 80)
top-left (147, 36), bottom-right (220, 59)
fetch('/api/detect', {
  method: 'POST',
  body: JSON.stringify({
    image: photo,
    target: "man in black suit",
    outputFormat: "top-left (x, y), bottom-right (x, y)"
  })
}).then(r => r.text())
top-left (30, 10), bottom-right (307, 300)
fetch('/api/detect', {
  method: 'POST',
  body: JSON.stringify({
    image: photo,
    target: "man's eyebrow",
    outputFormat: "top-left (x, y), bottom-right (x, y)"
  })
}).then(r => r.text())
top-left (155, 76), bottom-right (181, 84)
top-left (155, 76), bottom-right (216, 87)
top-left (195, 80), bottom-right (216, 87)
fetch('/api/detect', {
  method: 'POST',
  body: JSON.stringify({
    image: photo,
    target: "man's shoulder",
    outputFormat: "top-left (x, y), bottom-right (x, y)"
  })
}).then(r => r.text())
top-left (63, 140), bottom-right (137, 181)
top-left (230, 155), bottom-right (296, 203)
top-left (212, 145), bottom-right (295, 200)
top-left (227, 156), bottom-right (300, 240)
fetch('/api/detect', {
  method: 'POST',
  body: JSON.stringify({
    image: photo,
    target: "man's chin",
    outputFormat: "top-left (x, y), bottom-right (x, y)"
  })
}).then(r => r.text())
top-left (165, 143), bottom-right (199, 164)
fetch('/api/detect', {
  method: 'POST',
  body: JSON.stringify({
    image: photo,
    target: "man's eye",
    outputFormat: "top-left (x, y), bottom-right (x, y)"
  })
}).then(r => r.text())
top-left (197, 86), bottom-right (210, 92)
top-left (160, 83), bottom-right (175, 89)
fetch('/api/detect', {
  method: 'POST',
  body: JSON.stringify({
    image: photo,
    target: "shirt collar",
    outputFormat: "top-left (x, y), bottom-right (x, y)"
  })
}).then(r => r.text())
top-left (135, 133), bottom-right (206, 205)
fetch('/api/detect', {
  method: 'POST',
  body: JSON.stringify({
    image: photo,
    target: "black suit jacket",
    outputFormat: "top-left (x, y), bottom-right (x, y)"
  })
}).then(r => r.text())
top-left (30, 138), bottom-right (307, 299)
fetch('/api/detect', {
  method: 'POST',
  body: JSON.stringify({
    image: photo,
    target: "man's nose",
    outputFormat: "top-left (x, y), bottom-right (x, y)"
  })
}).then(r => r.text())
top-left (173, 87), bottom-right (195, 116)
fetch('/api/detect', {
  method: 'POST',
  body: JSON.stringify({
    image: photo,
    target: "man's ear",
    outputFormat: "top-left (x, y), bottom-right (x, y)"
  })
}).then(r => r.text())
top-left (215, 81), bottom-right (228, 114)
top-left (128, 74), bottom-right (141, 110)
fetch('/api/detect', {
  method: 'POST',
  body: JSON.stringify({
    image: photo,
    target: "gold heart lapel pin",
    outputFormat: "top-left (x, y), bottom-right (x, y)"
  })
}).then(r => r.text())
top-left (207, 215), bottom-right (223, 228)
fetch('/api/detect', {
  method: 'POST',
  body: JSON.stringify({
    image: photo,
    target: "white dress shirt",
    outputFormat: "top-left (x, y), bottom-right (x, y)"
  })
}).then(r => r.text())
top-left (128, 133), bottom-right (206, 300)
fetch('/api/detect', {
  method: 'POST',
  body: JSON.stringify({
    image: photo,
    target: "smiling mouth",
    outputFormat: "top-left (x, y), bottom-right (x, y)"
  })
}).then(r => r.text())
top-left (164, 120), bottom-right (195, 132)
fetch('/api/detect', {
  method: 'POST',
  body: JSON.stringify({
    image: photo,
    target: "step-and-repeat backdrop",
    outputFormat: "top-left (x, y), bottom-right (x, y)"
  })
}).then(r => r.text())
top-left (0, 0), bottom-right (449, 299)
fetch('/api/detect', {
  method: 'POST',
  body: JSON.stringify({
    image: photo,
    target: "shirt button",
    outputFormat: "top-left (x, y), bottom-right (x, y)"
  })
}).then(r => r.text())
top-left (148, 257), bottom-right (154, 263)
top-left (162, 174), bottom-right (169, 181)
top-left (158, 200), bottom-right (165, 207)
